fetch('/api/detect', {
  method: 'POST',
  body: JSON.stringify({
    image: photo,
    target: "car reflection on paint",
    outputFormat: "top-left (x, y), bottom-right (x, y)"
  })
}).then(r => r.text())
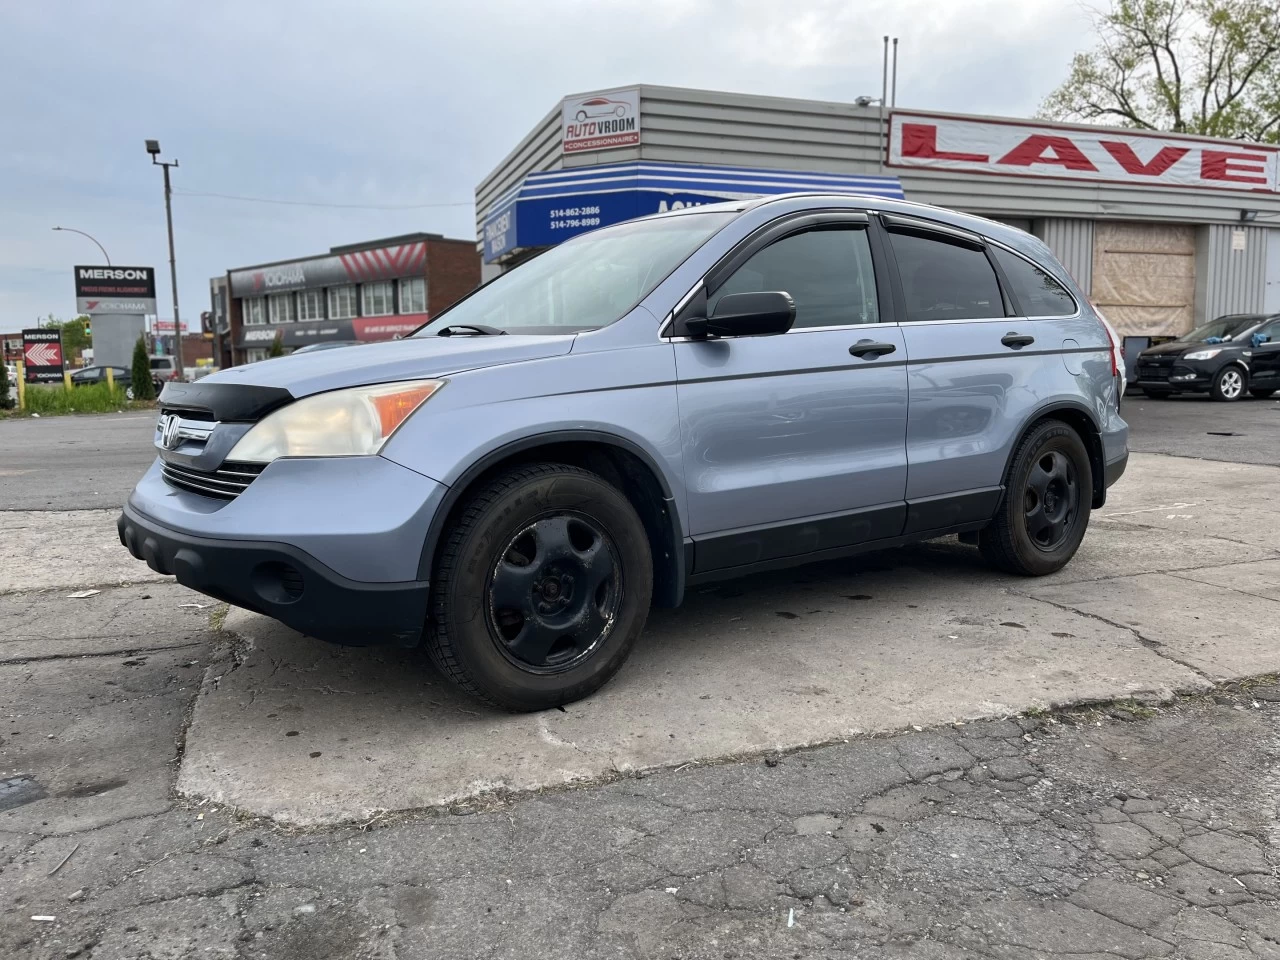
top-left (291, 340), bottom-right (365, 355)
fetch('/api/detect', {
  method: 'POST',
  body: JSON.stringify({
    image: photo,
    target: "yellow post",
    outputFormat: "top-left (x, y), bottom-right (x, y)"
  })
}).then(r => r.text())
top-left (106, 366), bottom-right (115, 393)
top-left (16, 361), bottom-right (25, 410)
top-left (63, 370), bottom-right (72, 391)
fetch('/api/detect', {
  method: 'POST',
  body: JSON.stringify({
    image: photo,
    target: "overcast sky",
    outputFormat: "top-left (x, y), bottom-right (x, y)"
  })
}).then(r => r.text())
top-left (0, 0), bottom-right (1093, 329)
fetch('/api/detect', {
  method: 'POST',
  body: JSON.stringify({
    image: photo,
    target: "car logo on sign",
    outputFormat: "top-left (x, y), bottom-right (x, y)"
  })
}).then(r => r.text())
top-left (158, 414), bottom-right (182, 450)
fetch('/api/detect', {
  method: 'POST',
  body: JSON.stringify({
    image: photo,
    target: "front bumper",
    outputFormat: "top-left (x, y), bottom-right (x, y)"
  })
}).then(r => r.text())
top-left (1135, 358), bottom-right (1219, 392)
top-left (118, 502), bottom-right (430, 646)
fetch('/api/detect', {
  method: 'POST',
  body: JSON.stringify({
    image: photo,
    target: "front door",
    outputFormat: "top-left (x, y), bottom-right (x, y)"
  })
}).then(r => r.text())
top-left (674, 215), bottom-right (909, 574)
top-left (1249, 318), bottom-right (1280, 392)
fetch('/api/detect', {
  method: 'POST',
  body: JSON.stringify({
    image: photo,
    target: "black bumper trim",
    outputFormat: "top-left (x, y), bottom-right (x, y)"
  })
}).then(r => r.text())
top-left (1104, 453), bottom-right (1128, 488)
top-left (118, 503), bottom-right (428, 647)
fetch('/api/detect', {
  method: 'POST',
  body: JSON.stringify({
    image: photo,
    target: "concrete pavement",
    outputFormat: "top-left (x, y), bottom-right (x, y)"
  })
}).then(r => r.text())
top-left (3, 404), bottom-right (1280, 957)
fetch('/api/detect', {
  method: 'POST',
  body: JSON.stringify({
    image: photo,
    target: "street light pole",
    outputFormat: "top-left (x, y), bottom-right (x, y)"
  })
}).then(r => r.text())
top-left (146, 139), bottom-right (184, 380)
top-left (51, 226), bottom-right (111, 265)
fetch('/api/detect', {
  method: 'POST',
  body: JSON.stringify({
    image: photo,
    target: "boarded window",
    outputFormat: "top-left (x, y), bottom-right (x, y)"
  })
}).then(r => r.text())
top-left (1091, 222), bottom-right (1195, 336)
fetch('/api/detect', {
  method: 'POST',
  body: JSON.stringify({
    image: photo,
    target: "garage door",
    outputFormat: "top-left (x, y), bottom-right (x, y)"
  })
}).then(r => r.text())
top-left (1091, 222), bottom-right (1195, 336)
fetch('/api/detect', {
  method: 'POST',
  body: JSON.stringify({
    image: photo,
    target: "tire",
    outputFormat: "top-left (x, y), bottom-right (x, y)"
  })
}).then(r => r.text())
top-left (1250, 388), bottom-right (1276, 399)
top-left (979, 420), bottom-right (1093, 577)
top-left (1142, 388), bottom-right (1172, 399)
top-left (1210, 365), bottom-right (1247, 402)
top-left (427, 463), bottom-right (653, 711)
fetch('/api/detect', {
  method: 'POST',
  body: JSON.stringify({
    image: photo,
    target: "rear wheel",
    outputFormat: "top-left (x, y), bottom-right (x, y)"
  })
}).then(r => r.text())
top-left (1211, 365), bottom-right (1247, 402)
top-left (427, 463), bottom-right (652, 711)
top-left (979, 420), bottom-right (1092, 576)
top-left (1250, 388), bottom-right (1276, 399)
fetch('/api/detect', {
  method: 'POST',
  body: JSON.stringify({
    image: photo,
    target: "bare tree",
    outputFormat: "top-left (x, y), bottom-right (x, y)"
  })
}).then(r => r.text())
top-left (1040, 0), bottom-right (1280, 142)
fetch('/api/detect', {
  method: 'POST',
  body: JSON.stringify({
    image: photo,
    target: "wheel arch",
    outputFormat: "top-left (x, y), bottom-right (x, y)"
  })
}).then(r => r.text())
top-left (419, 431), bottom-right (686, 608)
top-left (1001, 400), bottom-right (1107, 509)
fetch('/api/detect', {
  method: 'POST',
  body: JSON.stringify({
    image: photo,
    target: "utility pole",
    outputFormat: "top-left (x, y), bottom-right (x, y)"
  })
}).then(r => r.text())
top-left (146, 139), bottom-right (184, 380)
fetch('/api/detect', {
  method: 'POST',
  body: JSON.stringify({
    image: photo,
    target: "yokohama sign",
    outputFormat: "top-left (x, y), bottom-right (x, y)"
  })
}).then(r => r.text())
top-left (888, 112), bottom-right (1279, 193)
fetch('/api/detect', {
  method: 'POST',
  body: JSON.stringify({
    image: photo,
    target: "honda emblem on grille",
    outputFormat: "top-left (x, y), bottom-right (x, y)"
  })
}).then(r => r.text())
top-left (158, 414), bottom-right (182, 450)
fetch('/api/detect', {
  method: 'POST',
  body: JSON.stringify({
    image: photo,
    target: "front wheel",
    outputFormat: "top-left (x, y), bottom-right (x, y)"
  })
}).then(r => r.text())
top-left (427, 463), bottom-right (653, 711)
top-left (1211, 365), bottom-right (1247, 402)
top-left (979, 420), bottom-right (1092, 576)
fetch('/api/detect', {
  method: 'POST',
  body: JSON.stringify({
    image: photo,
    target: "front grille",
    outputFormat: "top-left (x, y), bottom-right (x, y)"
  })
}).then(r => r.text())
top-left (1139, 365), bottom-right (1171, 381)
top-left (161, 461), bottom-right (266, 500)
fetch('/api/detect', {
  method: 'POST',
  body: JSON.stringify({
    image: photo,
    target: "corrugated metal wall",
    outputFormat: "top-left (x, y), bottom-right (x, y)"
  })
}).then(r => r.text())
top-left (1195, 224), bottom-right (1269, 323)
top-left (473, 105), bottom-right (563, 235)
top-left (1036, 219), bottom-right (1094, 294)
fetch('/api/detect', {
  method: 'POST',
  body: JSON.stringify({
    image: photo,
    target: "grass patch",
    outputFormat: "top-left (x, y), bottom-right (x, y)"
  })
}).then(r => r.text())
top-left (11, 381), bottom-right (148, 416)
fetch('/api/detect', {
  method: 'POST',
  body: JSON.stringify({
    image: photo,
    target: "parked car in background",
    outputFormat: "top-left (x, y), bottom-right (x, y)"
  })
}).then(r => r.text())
top-left (150, 356), bottom-right (182, 389)
top-left (120, 193), bottom-right (1128, 710)
top-left (70, 365), bottom-right (135, 400)
top-left (1135, 312), bottom-right (1280, 401)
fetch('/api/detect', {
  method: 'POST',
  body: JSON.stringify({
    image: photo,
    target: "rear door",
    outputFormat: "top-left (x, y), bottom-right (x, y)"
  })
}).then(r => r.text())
top-left (883, 215), bottom-right (1088, 532)
top-left (674, 212), bottom-right (909, 574)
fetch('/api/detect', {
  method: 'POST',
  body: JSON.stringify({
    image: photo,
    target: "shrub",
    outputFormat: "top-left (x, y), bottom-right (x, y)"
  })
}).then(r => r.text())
top-left (132, 336), bottom-right (156, 401)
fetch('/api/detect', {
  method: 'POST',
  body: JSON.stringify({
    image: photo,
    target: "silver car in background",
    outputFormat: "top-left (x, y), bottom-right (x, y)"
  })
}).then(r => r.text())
top-left (119, 193), bottom-right (1129, 710)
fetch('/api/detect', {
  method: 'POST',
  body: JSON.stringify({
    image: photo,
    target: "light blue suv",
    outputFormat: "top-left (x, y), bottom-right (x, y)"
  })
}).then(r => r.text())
top-left (120, 194), bottom-right (1129, 710)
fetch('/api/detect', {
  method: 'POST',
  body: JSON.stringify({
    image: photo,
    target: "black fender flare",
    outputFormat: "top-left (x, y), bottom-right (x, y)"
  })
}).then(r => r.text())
top-left (416, 430), bottom-right (685, 605)
top-left (998, 399), bottom-right (1106, 508)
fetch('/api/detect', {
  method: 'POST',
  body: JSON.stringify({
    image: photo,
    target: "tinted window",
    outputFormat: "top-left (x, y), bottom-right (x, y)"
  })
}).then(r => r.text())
top-left (710, 228), bottom-right (879, 329)
top-left (889, 230), bottom-right (1003, 322)
top-left (993, 248), bottom-right (1076, 317)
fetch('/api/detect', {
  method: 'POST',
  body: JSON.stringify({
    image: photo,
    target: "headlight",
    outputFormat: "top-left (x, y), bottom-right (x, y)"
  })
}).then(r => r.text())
top-left (1182, 348), bottom-right (1222, 361)
top-left (228, 380), bottom-right (443, 463)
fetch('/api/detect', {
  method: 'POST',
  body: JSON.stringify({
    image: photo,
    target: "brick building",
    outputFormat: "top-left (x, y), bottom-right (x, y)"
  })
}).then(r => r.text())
top-left (213, 232), bottom-right (480, 366)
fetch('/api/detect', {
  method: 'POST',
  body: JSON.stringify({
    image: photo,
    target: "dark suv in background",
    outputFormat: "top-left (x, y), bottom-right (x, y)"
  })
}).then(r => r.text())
top-left (1136, 313), bottom-right (1280, 401)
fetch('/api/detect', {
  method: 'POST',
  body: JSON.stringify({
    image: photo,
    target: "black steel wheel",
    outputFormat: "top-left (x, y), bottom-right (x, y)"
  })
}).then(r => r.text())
top-left (427, 463), bottom-right (652, 711)
top-left (979, 420), bottom-right (1092, 576)
top-left (486, 514), bottom-right (623, 674)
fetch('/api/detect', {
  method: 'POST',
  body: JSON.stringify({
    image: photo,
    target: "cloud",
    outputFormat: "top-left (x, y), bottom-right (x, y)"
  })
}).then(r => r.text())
top-left (0, 0), bottom-right (1091, 327)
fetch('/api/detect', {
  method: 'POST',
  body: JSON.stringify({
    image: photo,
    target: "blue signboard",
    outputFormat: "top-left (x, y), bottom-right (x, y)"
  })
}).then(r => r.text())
top-left (481, 162), bottom-right (905, 263)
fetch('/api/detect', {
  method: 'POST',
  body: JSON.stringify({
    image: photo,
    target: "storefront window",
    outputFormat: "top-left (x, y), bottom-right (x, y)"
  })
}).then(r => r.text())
top-left (298, 289), bottom-right (324, 321)
top-left (244, 298), bottom-right (266, 325)
top-left (399, 277), bottom-right (426, 314)
top-left (328, 285), bottom-right (357, 319)
top-left (268, 293), bottom-right (295, 324)
top-left (245, 348), bottom-right (269, 363)
top-left (362, 281), bottom-right (394, 317)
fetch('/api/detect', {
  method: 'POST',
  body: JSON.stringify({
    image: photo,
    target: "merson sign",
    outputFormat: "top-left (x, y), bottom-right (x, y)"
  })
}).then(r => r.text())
top-left (889, 112), bottom-right (1279, 193)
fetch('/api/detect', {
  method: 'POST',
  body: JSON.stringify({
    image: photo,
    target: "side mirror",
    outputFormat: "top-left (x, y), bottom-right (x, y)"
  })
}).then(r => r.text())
top-left (685, 291), bottom-right (796, 339)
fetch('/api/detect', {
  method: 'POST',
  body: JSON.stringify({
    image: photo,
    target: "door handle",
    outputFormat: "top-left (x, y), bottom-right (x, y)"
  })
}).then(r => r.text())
top-left (849, 340), bottom-right (897, 359)
top-left (1001, 332), bottom-right (1035, 349)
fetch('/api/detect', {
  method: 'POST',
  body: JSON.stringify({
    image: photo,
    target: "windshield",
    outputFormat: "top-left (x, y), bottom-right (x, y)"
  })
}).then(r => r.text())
top-left (1176, 315), bottom-right (1259, 343)
top-left (149, 358), bottom-right (172, 369)
top-left (415, 211), bottom-right (735, 337)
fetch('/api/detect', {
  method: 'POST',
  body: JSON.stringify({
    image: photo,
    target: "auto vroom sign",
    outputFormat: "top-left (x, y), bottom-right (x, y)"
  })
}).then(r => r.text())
top-left (74, 265), bottom-right (158, 315)
top-left (888, 112), bottom-right (1280, 193)
top-left (561, 88), bottom-right (640, 154)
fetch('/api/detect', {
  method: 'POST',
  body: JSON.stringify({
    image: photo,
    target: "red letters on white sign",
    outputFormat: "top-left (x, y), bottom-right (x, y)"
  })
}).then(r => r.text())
top-left (889, 113), bottom-right (1278, 193)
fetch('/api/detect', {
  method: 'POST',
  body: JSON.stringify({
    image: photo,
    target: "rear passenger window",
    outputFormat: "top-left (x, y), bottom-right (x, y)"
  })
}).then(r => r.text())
top-left (710, 227), bottom-right (880, 329)
top-left (993, 248), bottom-right (1077, 317)
top-left (888, 230), bottom-right (1003, 322)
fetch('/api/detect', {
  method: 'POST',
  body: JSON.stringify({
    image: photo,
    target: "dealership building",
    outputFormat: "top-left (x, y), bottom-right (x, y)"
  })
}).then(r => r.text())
top-left (477, 85), bottom-right (1280, 346)
top-left (210, 232), bottom-right (479, 366)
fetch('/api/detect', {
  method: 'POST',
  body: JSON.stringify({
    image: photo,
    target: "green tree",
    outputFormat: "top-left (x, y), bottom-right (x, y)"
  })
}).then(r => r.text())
top-left (131, 336), bottom-right (155, 402)
top-left (44, 315), bottom-right (93, 363)
top-left (1039, 0), bottom-right (1280, 142)
top-left (0, 356), bottom-right (11, 410)
top-left (268, 332), bottom-right (284, 358)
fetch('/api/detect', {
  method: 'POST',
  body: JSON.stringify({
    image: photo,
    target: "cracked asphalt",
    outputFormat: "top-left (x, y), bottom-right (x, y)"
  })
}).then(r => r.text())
top-left (2, 402), bottom-right (1279, 958)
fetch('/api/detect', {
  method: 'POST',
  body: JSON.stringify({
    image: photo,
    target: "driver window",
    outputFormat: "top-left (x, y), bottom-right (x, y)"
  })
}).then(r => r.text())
top-left (888, 229), bottom-right (1004, 322)
top-left (1257, 321), bottom-right (1280, 344)
top-left (708, 227), bottom-right (880, 329)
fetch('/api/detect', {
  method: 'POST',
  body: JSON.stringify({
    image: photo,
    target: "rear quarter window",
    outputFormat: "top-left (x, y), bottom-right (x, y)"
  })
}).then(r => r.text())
top-left (992, 247), bottom-right (1077, 318)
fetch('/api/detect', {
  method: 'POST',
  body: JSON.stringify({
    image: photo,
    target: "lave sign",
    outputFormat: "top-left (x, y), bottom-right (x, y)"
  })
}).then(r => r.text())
top-left (888, 112), bottom-right (1279, 193)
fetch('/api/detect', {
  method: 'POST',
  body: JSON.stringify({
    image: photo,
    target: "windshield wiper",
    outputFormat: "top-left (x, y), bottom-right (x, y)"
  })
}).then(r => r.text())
top-left (435, 324), bottom-right (507, 337)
